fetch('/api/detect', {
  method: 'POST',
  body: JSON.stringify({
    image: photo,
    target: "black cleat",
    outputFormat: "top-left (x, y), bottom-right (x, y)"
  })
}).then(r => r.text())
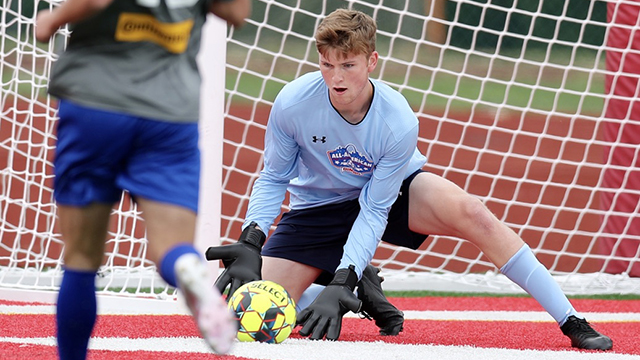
top-left (356, 265), bottom-right (404, 336)
top-left (560, 315), bottom-right (613, 350)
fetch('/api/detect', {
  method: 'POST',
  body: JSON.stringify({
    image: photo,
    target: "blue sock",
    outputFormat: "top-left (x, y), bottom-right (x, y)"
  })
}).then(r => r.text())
top-left (159, 243), bottom-right (200, 287)
top-left (56, 268), bottom-right (97, 360)
top-left (296, 283), bottom-right (325, 312)
top-left (500, 244), bottom-right (580, 325)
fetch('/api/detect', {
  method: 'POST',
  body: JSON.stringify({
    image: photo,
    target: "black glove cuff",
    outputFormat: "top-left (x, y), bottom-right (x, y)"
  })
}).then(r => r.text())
top-left (330, 265), bottom-right (358, 291)
top-left (239, 221), bottom-right (266, 249)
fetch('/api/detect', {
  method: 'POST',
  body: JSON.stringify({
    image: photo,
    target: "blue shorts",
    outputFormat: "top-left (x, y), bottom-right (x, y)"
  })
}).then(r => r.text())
top-left (262, 169), bottom-right (428, 285)
top-left (53, 100), bottom-right (201, 212)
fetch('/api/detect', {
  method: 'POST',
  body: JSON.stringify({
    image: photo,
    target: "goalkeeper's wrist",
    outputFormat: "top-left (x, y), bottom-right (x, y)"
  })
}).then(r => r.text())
top-left (239, 221), bottom-right (266, 249)
top-left (330, 265), bottom-right (358, 291)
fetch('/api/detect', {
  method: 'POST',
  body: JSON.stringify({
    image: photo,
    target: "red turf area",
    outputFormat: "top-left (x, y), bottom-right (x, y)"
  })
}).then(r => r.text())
top-left (1, 296), bottom-right (638, 359)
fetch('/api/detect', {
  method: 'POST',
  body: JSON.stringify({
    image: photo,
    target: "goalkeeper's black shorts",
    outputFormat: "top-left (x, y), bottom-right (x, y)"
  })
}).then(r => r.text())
top-left (261, 169), bottom-right (428, 285)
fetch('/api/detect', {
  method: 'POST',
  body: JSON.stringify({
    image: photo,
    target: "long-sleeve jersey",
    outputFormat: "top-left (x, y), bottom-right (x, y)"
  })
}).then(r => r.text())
top-left (245, 71), bottom-right (427, 277)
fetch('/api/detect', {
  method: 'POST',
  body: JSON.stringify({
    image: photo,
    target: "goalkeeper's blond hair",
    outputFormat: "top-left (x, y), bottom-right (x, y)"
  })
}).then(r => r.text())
top-left (315, 8), bottom-right (377, 59)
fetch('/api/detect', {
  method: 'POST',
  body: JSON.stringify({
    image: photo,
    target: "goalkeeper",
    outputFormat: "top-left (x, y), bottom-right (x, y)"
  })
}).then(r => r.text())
top-left (206, 8), bottom-right (613, 350)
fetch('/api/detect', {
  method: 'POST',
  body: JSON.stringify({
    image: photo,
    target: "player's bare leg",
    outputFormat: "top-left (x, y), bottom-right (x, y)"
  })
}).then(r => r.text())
top-left (58, 203), bottom-right (112, 271)
top-left (406, 172), bottom-right (612, 350)
top-left (138, 198), bottom-right (237, 354)
top-left (407, 172), bottom-right (522, 268)
top-left (262, 256), bottom-right (322, 303)
top-left (56, 203), bottom-right (112, 360)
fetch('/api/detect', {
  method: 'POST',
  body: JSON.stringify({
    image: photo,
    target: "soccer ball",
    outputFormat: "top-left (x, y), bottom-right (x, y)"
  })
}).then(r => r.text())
top-left (228, 280), bottom-right (297, 344)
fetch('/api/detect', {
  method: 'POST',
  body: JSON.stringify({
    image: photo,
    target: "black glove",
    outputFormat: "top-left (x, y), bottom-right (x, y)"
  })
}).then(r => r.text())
top-left (205, 222), bottom-right (265, 298)
top-left (296, 265), bottom-right (362, 341)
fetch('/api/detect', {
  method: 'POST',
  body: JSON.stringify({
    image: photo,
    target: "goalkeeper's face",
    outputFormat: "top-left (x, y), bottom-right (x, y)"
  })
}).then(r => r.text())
top-left (319, 49), bottom-right (378, 113)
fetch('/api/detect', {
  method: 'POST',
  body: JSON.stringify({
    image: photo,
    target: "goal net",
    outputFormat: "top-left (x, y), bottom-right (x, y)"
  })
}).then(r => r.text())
top-left (1, 0), bottom-right (639, 303)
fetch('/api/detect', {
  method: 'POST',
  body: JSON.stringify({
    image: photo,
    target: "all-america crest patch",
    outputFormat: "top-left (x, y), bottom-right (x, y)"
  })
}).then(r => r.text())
top-left (327, 144), bottom-right (373, 175)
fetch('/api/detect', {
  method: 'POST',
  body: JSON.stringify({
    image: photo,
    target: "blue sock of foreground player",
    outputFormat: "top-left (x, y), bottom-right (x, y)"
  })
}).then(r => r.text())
top-left (57, 268), bottom-right (97, 360)
top-left (500, 244), bottom-right (580, 326)
top-left (159, 243), bottom-right (200, 287)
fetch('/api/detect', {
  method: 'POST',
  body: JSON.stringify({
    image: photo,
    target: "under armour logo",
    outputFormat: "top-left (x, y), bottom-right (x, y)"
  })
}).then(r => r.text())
top-left (312, 136), bottom-right (326, 143)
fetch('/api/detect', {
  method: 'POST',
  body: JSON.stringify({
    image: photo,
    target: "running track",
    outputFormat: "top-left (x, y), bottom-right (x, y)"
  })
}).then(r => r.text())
top-left (1, 296), bottom-right (639, 359)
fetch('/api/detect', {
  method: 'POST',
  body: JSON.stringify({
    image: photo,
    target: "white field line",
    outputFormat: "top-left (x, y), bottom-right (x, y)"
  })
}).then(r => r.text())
top-left (2, 303), bottom-right (639, 322)
top-left (2, 305), bottom-right (639, 359)
top-left (0, 337), bottom-right (639, 360)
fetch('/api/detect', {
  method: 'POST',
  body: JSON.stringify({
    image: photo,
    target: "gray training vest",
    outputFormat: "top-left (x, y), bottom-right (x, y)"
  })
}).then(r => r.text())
top-left (48, 0), bottom-right (213, 123)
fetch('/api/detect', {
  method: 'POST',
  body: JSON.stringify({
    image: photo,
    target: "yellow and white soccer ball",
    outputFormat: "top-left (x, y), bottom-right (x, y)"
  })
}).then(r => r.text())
top-left (227, 280), bottom-right (297, 344)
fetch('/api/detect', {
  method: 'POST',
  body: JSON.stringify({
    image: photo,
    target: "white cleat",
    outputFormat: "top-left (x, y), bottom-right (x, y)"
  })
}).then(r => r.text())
top-left (175, 253), bottom-right (237, 354)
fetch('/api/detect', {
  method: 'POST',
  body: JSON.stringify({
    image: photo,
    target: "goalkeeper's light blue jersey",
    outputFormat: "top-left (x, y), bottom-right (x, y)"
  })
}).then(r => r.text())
top-left (245, 71), bottom-right (427, 275)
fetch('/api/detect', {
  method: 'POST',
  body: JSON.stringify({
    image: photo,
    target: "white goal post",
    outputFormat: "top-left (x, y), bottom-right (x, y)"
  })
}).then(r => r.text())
top-left (2, 0), bottom-right (640, 309)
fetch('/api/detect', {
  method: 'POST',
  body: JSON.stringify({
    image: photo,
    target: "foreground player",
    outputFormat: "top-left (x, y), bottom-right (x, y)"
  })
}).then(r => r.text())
top-left (206, 8), bottom-right (613, 350)
top-left (35, 0), bottom-right (249, 358)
